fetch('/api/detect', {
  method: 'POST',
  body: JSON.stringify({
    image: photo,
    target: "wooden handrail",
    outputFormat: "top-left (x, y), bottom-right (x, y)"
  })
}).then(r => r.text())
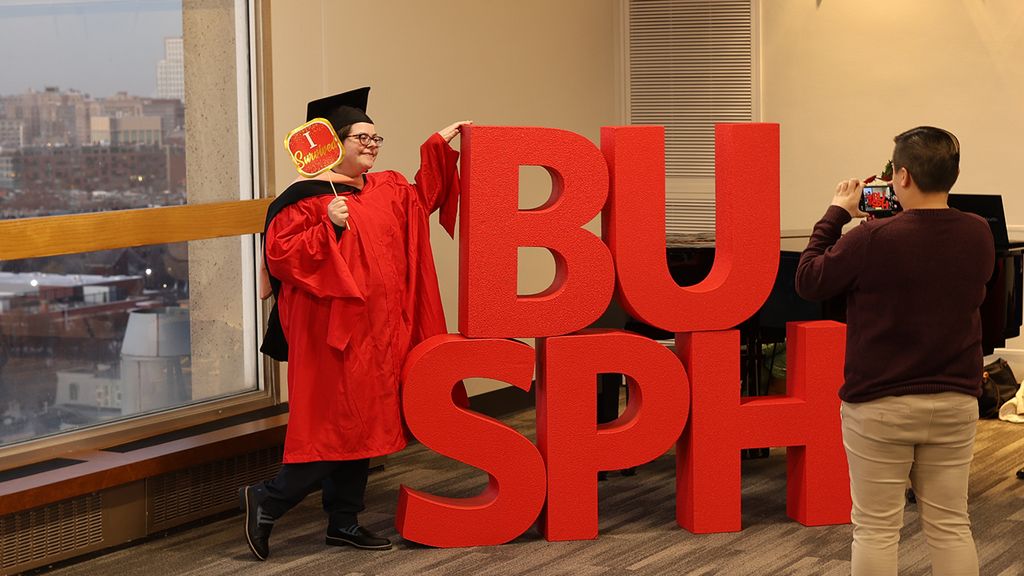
top-left (0, 198), bottom-right (273, 261)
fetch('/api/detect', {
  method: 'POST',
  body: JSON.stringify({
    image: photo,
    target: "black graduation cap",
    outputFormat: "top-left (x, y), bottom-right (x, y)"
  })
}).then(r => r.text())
top-left (306, 86), bottom-right (373, 134)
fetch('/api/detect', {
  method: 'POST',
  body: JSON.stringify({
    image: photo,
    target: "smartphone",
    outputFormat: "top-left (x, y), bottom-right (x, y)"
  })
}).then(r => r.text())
top-left (859, 183), bottom-right (901, 216)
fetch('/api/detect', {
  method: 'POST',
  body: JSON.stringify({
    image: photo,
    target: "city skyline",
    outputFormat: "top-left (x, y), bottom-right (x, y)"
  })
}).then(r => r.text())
top-left (0, 0), bottom-right (183, 99)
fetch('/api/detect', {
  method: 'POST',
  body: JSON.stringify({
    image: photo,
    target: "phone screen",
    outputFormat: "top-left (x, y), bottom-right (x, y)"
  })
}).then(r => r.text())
top-left (860, 184), bottom-right (901, 215)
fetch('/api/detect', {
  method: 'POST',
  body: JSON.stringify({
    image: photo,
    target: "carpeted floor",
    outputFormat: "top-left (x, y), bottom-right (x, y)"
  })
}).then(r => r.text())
top-left (37, 412), bottom-right (1024, 576)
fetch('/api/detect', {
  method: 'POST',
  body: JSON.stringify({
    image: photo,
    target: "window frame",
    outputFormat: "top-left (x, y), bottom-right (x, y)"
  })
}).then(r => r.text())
top-left (0, 0), bottom-right (279, 472)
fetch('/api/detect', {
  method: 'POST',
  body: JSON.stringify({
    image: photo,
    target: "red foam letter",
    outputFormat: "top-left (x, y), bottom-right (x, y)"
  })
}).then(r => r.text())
top-left (459, 126), bottom-right (614, 337)
top-left (675, 322), bottom-right (849, 533)
top-left (602, 124), bottom-right (780, 332)
top-left (396, 334), bottom-right (546, 547)
top-left (536, 330), bottom-right (689, 541)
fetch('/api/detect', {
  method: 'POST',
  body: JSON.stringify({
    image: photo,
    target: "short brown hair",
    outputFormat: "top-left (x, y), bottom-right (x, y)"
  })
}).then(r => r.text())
top-left (892, 126), bottom-right (960, 193)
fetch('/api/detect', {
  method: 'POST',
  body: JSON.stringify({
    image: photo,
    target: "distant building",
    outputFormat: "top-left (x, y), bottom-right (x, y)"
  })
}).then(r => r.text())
top-left (90, 93), bottom-right (183, 144)
top-left (90, 115), bottom-right (162, 146)
top-left (89, 116), bottom-right (113, 145)
top-left (116, 116), bottom-right (163, 146)
top-left (0, 155), bottom-right (14, 189)
top-left (52, 307), bottom-right (193, 417)
top-left (101, 92), bottom-right (144, 118)
top-left (0, 85), bottom-right (183, 152)
top-left (6, 144), bottom-right (180, 194)
top-left (0, 270), bottom-right (151, 357)
top-left (156, 38), bottom-right (185, 102)
top-left (0, 118), bottom-right (24, 148)
top-left (3, 278), bottom-right (194, 417)
top-left (55, 366), bottom-right (122, 410)
top-left (0, 87), bottom-right (91, 147)
top-left (120, 307), bottom-right (191, 415)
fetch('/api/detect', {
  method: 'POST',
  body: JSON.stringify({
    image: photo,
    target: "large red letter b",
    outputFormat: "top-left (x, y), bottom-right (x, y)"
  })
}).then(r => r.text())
top-left (459, 126), bottom-right (614, 338)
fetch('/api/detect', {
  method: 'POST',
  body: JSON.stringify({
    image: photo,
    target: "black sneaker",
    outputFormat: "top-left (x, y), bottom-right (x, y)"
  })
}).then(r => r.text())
top-left (326, 525), bottom-right (393, 550)
top-left (239, 486), bottom-right (274, 561)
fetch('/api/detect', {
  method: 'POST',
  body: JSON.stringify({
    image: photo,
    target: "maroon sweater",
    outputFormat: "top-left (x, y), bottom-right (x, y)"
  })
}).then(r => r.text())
top-left (796, 205), bottom-right (994, 403)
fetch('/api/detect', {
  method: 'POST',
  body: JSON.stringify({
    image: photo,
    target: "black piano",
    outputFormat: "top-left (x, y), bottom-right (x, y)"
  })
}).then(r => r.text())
top-left (598, 196), bottom-right (1024, 429)
top-left (947, 194), bottom-right (1024, 354)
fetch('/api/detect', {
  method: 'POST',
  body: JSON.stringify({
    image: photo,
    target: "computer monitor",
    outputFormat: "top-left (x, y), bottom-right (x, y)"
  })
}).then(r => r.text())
top-left (947, 193), bottom-right (1011, 248)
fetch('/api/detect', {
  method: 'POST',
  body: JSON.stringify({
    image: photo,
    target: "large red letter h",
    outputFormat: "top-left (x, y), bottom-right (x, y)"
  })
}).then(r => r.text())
top-left (676, 321), bottom-right (850, 533)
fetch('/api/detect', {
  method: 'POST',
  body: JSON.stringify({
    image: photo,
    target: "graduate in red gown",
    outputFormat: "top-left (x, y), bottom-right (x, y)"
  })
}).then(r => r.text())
top-left (240, 86), bottom-right (471, 560)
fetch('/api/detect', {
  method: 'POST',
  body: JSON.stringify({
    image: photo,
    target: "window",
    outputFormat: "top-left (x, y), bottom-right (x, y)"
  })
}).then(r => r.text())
top-left (626, 0), bottom-right (757, 232)
top-left (0, 0), bottom-right (262, 451)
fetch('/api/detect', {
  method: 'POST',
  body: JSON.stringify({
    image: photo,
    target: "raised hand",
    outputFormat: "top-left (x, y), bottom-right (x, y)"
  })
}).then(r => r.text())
top-left (438, 120), bottom-right (473, 143)
top-left (832, 178), bottom-right (867, 218)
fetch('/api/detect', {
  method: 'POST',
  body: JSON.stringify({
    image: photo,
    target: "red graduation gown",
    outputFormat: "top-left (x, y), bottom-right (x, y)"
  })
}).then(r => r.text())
top-left (266, 133), bottom-right (459, 462)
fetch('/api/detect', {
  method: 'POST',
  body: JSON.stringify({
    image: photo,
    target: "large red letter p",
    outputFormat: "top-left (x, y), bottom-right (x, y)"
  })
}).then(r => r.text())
top-left (537, 330), bottom-right (689, 541)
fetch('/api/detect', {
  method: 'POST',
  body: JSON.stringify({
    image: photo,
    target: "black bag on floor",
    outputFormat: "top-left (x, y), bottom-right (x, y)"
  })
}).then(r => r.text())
top-left (980, 358), bottom-right (1018, 419)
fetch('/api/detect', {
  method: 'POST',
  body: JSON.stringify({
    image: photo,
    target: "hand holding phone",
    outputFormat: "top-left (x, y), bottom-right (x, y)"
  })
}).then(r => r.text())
top-left (858, 183), bottom-right (901, 217)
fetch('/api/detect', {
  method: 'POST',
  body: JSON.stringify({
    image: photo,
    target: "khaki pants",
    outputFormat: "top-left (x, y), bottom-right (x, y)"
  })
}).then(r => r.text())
top-left (841, 392), bottom-right (979, 576)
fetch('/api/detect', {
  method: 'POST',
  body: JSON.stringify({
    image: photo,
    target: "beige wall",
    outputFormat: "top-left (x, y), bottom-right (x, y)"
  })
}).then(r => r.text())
top-left (268, 0), bottom-right (622, 394)
top-left (265, 1), bottom-right (1024, 387)
top-left (760, 0), bottom-right (1024, 231)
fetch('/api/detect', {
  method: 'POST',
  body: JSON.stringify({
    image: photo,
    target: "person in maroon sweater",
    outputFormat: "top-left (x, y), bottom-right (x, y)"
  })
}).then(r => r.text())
top-left (797, 126), bottom-right (993, 576)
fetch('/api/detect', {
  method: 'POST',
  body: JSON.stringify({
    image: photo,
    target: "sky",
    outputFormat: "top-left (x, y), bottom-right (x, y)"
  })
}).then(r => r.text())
top-left (0, 0), bottom-right (183, 98)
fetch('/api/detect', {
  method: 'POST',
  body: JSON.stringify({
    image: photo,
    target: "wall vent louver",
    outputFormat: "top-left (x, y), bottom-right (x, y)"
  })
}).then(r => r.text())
top-left (0, 494), bottom-right (103, 570)
top-left (148, 446), bottom-right (282, 530)
top-left (666, 197), bottom-right (716, 234)
top-left (628, 0), bottom-right (755, 179)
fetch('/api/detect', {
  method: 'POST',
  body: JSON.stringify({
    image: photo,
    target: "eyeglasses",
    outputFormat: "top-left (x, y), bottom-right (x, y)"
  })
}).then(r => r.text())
top-left (348, 133), bottom-right (384, 147)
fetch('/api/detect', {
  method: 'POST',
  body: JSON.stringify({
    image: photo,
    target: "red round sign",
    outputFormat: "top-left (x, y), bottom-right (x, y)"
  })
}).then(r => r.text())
top-left (284, 118), bottom-right (344, 177)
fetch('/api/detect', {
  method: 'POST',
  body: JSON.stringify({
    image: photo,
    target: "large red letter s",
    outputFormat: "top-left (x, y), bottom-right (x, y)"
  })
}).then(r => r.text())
top-left (396, 335), bottom-right (546, 547)
top-left (459, 126), bottom-right (614, 338)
